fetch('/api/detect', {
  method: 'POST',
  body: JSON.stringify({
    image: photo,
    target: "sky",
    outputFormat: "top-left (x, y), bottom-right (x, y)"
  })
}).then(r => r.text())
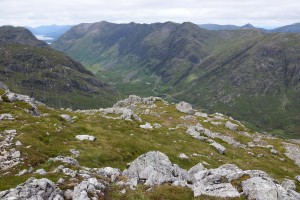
top-left (0, 0), bottom-right (299, 28)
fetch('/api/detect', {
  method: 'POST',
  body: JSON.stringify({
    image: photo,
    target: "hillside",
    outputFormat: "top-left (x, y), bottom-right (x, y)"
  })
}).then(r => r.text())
top-left (0, 26), bottom-right (118, 109)
top-left (0, 86), bottom-right (299, 199)
top-left (0, 26), bottom-right (48, 47)
top-left (52, 21), bottom-right (300, 138)
top-left (270, 23), bottom-right (300, 33)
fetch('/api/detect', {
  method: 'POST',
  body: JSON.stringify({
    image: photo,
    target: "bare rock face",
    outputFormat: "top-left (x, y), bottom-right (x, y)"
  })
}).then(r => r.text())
top-left (0, 178), bottom-right (63, 200)
top-left (123, 151), bottom-right (189, 186)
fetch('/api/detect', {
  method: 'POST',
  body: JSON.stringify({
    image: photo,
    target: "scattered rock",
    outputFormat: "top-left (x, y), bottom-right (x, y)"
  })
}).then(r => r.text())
top-left (140, 122), bottom-right (153, 129)
top-left (70, 149), bottom-right (80, 157)
top-left (242, 177), bottom-right (278, 200)
top-left (95, 167), bottom-right (121, 182)
top-left (0, 178), bottom-right (63, 199)
top-left (120, 189), bottom-right (126, 194)
top-left (73, 178), bottom-right (106, 200)
top-left (60, 114), bottom-right (73, 123)
top-left (0, 113), bottom-right (14, 121)
top-left (225, 121), bottom-right (238, 131)
top-left (49, 156), bottom-right (79, 166)
top-left (176, 102), bottom-right (194, 114)
top-left (270, 149), bottom-right (277, 154)
top-left (15, 141), bottom-right (22, 146)
top-left (56, 178), bottom-right (65, 185)
top-left (75, 135), bottom-right (96, 141)
top-left (194, 112), bottom-right (208, 118)
top-left (178, 153), bottom-right (189, 159)
top-left (35, 169), bottom-right (47, 175)
top-left (210, 142), bottom-right (226, 154)
top-left (153, 123), bottom-right (162, 128)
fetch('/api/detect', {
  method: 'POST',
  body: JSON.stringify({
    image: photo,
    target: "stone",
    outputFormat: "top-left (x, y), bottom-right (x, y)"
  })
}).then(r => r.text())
top-left (123, 151), bottom-right (189, 186)
top-left (176, 102), bottom-right (194, 114)
top-left (225, 121), bottom-right (238, 131)
top-left (296, 175), bottom-right (300, 182)
top-left (75, 135), bottom-right (96, 141)
top-left (95, 167), bottom-right (121, 182)
top-left (194, 112), bottom-right (208, 118)
top-left (270, 149), bottom-right (277, 154)
top-left (192, 164), bottom-right (244, 198)
top-left (281, 179), bottom-right (296, 190)
top-left (35, 169), bottom-right (47, 175)
top-left (56, 178), bottom-right (65, 185)
top-left (49, 156), bottom-right (79, 166)
top-left (178, 153), bottom-right (189, 159)
top-left (60, 114), bottom-right (73, 123)
top-left (70, 149), bottom-right (80, 157)
top-left (140, 122), bottom-right (153, 129)
top-left (17, 169), bottom-right (28, 176)
top-left (120, 189), bottom-right (126, 194)
top-left (283, 142), bottom-right (300, 167)
top-left (15, 141), bottom-right (22, 146)
top-left (193, 182), bottom-right (240, 198)
top-left (0, 178), bottom-right (63, 199)
top-left (188, 163), bottom-right (206, 179)
top-left (11, 151), bottom-right (21, 158)
top-left (73, 178), bottom-right (106, 200)
top-left (0, 113), bottom-right (14, 121)
top-left (210, 142), bottom-right (226, 154)
top-left (242, 177), bottom-right (278, 200)
top-left (153, 123), bottom-right (162, 128)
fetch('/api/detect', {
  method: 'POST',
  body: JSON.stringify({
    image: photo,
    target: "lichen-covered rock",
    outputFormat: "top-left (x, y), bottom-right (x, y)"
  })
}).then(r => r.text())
top-left (95, 167), bottom-right (121, 182)
top-left (242, 177), bottom-right (278, 200)
top-left (123, 151), bottom-right (189, 186)
top-left (0, 178), bottom-right (63, 199)
top-left (176, 101), bottom-right (194, 114)
top-left (193, 182), bottom-right (240, 198)
top-left (281, 179), bottom-right (296, 190)
top-left (283, 142), bottom-right (300, 167)
top-left (0, 113), bottom-right (14, 121)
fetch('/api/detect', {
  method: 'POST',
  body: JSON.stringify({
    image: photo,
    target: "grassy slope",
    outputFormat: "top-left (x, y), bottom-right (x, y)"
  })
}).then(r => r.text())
top-left (0, 96), bottom-right (299, 199)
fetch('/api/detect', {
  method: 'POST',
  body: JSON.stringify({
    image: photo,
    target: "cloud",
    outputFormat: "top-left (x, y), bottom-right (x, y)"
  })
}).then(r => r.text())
top-left (0, 0), bottom-right (299, 27)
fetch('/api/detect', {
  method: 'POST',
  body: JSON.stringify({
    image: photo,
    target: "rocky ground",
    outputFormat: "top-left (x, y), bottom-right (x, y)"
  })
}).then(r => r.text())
top-left (0, 83), bottom-right (300, 199)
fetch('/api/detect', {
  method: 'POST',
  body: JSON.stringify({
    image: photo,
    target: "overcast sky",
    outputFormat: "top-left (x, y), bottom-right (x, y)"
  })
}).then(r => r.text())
top-left (0, 0), bottom-right (299, 28)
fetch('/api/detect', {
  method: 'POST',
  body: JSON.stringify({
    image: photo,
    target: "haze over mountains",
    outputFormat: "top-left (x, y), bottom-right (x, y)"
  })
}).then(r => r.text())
top-left (51, 21), bottom-right (300, 138)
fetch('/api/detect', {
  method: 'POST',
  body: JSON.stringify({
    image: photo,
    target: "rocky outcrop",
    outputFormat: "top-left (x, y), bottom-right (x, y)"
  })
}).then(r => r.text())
top-left (123, 151), bottom-right (189, 186)
top-left (0, 178), bottom-right (63, 199)
top-left (210, 142), bottom-right (226, 154)
top-left (176, 101), bottom-right (194, 114)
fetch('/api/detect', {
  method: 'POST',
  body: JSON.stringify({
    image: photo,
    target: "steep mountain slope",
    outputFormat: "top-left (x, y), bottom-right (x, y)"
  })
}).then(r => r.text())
top-left (0, 87), bottom-right (299, 199)
top-left (0, 26), bottom-right (118, 109)
top-left (51, 21), bottom-right (300, 137)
